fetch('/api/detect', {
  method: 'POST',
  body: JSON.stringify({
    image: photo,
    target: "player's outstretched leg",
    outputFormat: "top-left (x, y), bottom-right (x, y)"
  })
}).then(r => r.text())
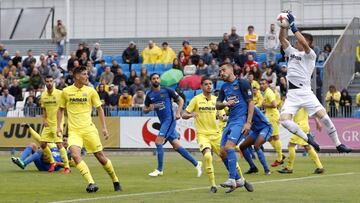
top-left (149, 144), bottom-right (164, 177)
top-left (242, 147), bottom-right (259, 174)
top-left (171, 140), bottom-right (202, 177)
top-left (278, 144), bottom-right (295, 174)
top-left (305, 145), bottom-right (325, 174)
top-left (202, 148), bottom-right (217, 193)
top-left (94, 151), bottom-right (121, 192)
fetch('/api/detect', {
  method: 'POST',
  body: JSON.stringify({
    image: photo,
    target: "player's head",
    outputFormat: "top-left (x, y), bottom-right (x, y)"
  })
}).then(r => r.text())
top-left (63, 136), bottom-right (68, 149)
top-left (295, 32), bottom-right (314, 51)
top-left (45, 75), bottom-right (54, 90)
top-left (150, 73), bottom-right (161, 88)
top-left (73, 66), bottom-right (88, 85)
top-left (259, 79), bottom-right (269, 91)
top-left (219, 63), bottom-right (234, 82)
top-left (201, 76), bottom-right (213, 94)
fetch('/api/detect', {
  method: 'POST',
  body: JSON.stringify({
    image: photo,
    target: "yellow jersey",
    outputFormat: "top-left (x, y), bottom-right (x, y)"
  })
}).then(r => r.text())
top-left (186, 94), bottom-right (224, 135)
top-left (244, 33), bottom-right (258, 51)
top-left (253, 91), bottom-right (263, 108)
top-left (294, 108), bottom-right (310, 133)
top-left (263, 88), bottom-right (279, 117)
top-left (356, 93), bottom-right (360, 106)
top-left (59, 85), bottom-right (102, 130)
top-left (40, 88), bottom-right (63, 127)
top-left (273, 88), bottom-right (282, 108)
top-left (251, 80), bottom-right (260, 90)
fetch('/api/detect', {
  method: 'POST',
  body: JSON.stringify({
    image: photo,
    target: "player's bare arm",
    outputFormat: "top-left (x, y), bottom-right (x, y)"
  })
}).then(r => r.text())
top-left (97, 106), bottom-right (109, 140)
top-left (175, 96), bottom-right (184, 120)
top-left (182, 111), bottom-right (198, 119)
top-left (279, 27), bottom-right (290, 50)
top-left (242, 100), bottom-right (254, 135)
top-left (42, 108), bottom-right (49, 127)
top-left (143, 104), bottom-right (154, 113)
top-left (56, 107), bottom-right (64, 136)
top-left (263, 100), bottom-right (277, 108)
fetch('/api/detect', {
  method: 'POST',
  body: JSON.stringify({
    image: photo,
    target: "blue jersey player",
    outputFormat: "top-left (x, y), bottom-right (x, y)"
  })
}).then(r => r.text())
top-left (144, 73), bottom-right (202, 177)
top-left (241, 107), bottom-right (272, 175)
top-left (216, 63), bottom-right (254, 193)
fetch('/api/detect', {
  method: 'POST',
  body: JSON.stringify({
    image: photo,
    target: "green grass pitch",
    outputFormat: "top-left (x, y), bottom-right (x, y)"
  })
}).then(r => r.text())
top-left (0, 153), bottom-right (359, 203)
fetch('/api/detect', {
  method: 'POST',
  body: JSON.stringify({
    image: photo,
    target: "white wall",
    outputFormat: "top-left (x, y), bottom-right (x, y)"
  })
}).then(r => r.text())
top-left (0, 0), bottom-right (359, 39)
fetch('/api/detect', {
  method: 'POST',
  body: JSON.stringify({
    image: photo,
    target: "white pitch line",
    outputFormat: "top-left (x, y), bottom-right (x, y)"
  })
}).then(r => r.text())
top-left (50, 172), bottom-right (355, 203)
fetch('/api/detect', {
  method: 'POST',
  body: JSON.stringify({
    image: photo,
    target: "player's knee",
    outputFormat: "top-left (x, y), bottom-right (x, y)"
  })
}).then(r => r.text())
top-left (303, 145), bottom-right (311, 151)
top-left (56, 143), bottom-right (63, 149)
top-left (280, 119), bottom-right (293, 130)
top-left (219, 148), bottom-right (227, 160)
top-left (203, 150), bottom-right (212, 161)
top-left (28, 143), bottom-right (37, 152)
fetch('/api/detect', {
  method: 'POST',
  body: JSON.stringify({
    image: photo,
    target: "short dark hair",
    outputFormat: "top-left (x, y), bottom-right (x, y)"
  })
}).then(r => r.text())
top-left (260, 79), bottom-right (268, 83)
top-left (150, 73), bottom-right (160, 80)
top-left (203, 46), bottom-right (209, 50)
top-left (201, 76), bottom-right (212, 85)
top-left (162, 42), bottom-right (168, 46)
top-left (73, 66), bottom-right (87, 75)
top-left (45, 75), bottom-right (53, 80)
top-left (192, 48), bottom-right (198, 51)
top-left (248, 25), bottom-right (254, 30)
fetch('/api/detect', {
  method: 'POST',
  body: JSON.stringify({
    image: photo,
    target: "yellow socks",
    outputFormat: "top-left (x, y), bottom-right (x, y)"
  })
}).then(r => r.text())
top-left (76, 160), bottom-right (95, 184)
top-left (43, 146), bottom-right (55, 164)
top-left (59, 147), bottom-right (70, 168)
top-left (308, 147), bottom-right (323, 169)
top-left (236, 163), bottom-right (244, 180)
top-left (28, 126), bottom-right (41, 143)
top-left (287, 145), bottom-right (296, 170)
top-left (270, 139), bottom-right (283, 162)
top-left (103, 159), bottom-right (119, 183)
top-left (203, 151), bottom-right (216, 187)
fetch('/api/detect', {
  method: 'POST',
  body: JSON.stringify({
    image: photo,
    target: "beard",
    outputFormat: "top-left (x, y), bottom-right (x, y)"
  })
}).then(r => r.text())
top-left (152, 83), bottom-right (160, 88)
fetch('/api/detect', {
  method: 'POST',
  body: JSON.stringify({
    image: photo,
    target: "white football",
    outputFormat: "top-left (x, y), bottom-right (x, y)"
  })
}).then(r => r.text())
top-left (276, 13), bottom-right (290, 28)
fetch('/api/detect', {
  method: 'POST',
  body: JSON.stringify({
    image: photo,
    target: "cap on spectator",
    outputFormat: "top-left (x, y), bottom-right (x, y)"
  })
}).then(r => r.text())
top-left (51, 63), bottom-right (57, 67)
top-left (122, 89), bottom-right (129, 93)
top-left (129, 41), bottom-right (135, 45)
top-left (110, 84), bottom-right (115, 87)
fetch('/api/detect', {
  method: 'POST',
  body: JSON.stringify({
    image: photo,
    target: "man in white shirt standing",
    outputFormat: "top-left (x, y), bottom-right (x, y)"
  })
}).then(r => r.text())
top-left (279, 11), bottom-right (351, 153)
top-left (264, 24), bottom-right (279, 63)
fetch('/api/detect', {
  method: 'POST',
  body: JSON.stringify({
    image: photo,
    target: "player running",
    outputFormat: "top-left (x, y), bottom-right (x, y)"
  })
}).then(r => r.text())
top-left (216, 63), bottom-right (254, 193)
top-left (279, 11), bottom-right (351, 153)
top-left (278, 108), bottom-right (325, 174)
top-left (144, 73), bottom-right (202, 178)
top-left (39, 75), bottom-right (70, 173)
top-left (57, 66), bottom-right (121, 193)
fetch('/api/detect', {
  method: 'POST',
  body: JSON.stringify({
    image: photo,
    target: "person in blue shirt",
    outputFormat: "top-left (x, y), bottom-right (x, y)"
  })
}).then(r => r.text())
top-left (144, 73), bottom-right (202, 177)
top-left (216, 63), bottom-right (254, 193)
top-left (241, 107), bottom-right (272, 176)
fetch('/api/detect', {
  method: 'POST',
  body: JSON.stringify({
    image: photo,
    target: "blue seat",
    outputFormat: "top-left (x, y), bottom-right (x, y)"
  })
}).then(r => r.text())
top-left (165, 64), bottom-right (172, 71)
top-left (114, 55), bottom-right (123, 64)
top-left (167, 84), bottom-right (178, 90)
top-left (119, 63), bottom-right (130, 72)
top-left (215, 80), bottom-right (225, 90)
top-left (111, 110), bottom-right (118, 117)
top-left (195, 89), bottom-right (202, 95)
top-left (257, 53), bottom-right (267, 63)
top-left (143, 64), bottom-right (155, 72)
top-left (118, 110), bottom-right (129, 117)
top-left (183, 90), bottom-right (195, 104)
top-left (103, 55), bottom-right (113, 64)
top-left (275, 53), bottom-right (282, 62)
top-left (278, 62), bottom-right (287, 67)
top-left (0, 111), bottom-right (7, 117)
top-left (131, 64), bottom-right (142, 73)
top-left (129, 110), bottom-right (142, 116)
top-left (123, 71), bottom-right (130, 78)
top-left (154, 64), bottom-right (166, 72)
top-left (95, 63), bottom-right (101, 69)
top-left (353, 109), bottom-right (360, 118)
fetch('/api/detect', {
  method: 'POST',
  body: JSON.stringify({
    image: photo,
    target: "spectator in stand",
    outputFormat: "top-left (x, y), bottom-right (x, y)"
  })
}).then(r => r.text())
top-left (22, 50), bottom-right (36, 69)
top-left (0, 87), bottom-right (15, 111)
top-left (252, 86), bottom-right (263, 108)
top-left (264, 24), bottom-right (279, 63)
top-left (24, 88), bottom-right (38, 105)
top-left (35, 54), bottom-right (46, 69)
top-left (75, 42), bottom-right (90, 59)
top-left (160, 42), bottom-right (176, 64)
top-left (132, 88), bottom-right (145, 108)
top-left (0, 51), bottom-right (11, 69)
top-left (56, 76), bottom-right (67, 90)
top-left (15, 62), bottom-right (25, 75)
top-left (12, 51), bottom-right (22, 66)
top-left (85, 61), bottom-right (96, 84)
top-left (241, 64), bottom-right (251, 79)
top-left (52, 19), bottom-right (67, 57)
top-left (96, 78), bottom-right (110, 92)
top-left (325, 85), bottom-right (341, 117)
top-left (78, 52), bottom-right (89, 66)
top-left (6, 71), bottom-right (17, 87)
top-left (196, 58), bottom-right (208, 76)
top-left (140, 67), bottom-right (150, 88)
top-left (218, 33), bottom-right (235, 62)
top-left (201, 46), bottom-right (213, 65)
top-left (67, 52), bottom-right (77, 72)
top-left (356, 92), bottom-right (360, 107)
top-left (141, 40), bottom-right (162, 64)
top-left (109, 85), bottom-right (121, 107)
top-left (233, 64), bottom-right (242, 78)
top-left (3, 60), bottom-right (16, 78)
top-left (209, 42), bottom-right (219, 61)
top-left (118, 78), bottom-right (128, 94)
top-left (318, 44), bottom-right (332, 63)
top-left (178, 51), bottom-right (188, 69)
top-left (261, 66), bottom-right (277, 87)
top-left (207, 59), bottom-right (219, 81)
top-left (260, 61), bottom-right (268, 72)
top-left (113, 68), bottom-right (128, 86)
top-left (24, 96), bottom-right (37, 117)
top-left (9, 79), bottom-right (22, 103)
top-left (38, 61), bottom-right (50, 78)
top-left (0, 44), bottom-right (6, 57)
top-left (277, 64), bottom-right (287, 79)
top-left (339, 89), bottom-right (352, 117)
top-left (118, 89), bottom-right (132, 108)
top-left (17, 70), bottom-right (30, 89)
top-left (129, 77), bottom-right (145, 96)
top-left (97, 84), bottom-right (110, 106)
top-left (229, 26), bottom-right (241, 53)
top-left (127, 70), bottom-right (137, 86)
top-left (46, 50), bottom-right (56, 66)
top-left (182, 41), bottom-right (192, 59)
top-left (110, 59), bottom-right (122, 75)
top-left (245, 54), bottom-right (258, 68)
top-left (247, 73), bottom-right (260, 90)
top-left (100, 66), bottom-right (114, 85)
top-left (251, 64), bottom-right (261, 81)
top-left (244, 25), bottom-right (258, 58)
top-left (122, 41), bottom-right (139, 69)
top-left (29, 68), bottom-right (43, 90)
top-left (234, 48), bottom-right (247, 68)
top-left (190, 48), bottom-right (201, 66)
top-left (26, 61), bottom-right (36, 76)
top-left (64, 70), bottom-right (74, 86)
top-left (172, 58), bottom-right (182, 71)
top-left (89, 43), bottom-right (103, 65)
top-left (96, 60), bottom-right (107, 81)
top-left (183, 60), bottom-right (197, 76)
top-left (279, 76), bottom-right (287, 98)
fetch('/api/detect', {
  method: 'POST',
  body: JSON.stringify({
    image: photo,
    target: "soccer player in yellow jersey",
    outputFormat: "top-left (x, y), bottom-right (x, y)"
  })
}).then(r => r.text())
top-left (270, 84), bottom-right (282, 109)
top-left (183, 76), bottom-right (251, 193)
top-left (260, 79), bottom-right (284, 167)
top-left (39, 75), bottom-right (70, 174)
top-left (57, 66), bottom-right (121, 193)
top-left (278, 108), bottom-right (325, 174)
top-left (252, 86), bottom-right (263, 108)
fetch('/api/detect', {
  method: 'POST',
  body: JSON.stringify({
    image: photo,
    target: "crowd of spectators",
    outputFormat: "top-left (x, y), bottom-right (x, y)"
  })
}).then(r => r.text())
top-left (0, 20), bottom-right (357, 117)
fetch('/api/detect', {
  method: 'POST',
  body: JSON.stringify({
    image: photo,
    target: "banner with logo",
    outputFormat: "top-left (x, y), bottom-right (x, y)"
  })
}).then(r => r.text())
top-left (0, 117), bottom-right (120, 148)
top-left (120, 117), bottom-right (199, 149)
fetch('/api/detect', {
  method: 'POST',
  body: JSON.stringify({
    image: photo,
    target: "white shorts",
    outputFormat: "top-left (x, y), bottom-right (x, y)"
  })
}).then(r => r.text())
top-left (281, 89), bottom-right (324, 116)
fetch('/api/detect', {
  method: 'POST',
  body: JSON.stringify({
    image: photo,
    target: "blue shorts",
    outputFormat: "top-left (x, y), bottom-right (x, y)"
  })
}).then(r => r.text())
top-left (248, 125), bottom-right (272, 141)
top-left (34, 159), bottom-right (61, 171)
top-left (221, 118), bottom-right (246, 147)
top-left (159, 119), bottom-right (178, 142)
